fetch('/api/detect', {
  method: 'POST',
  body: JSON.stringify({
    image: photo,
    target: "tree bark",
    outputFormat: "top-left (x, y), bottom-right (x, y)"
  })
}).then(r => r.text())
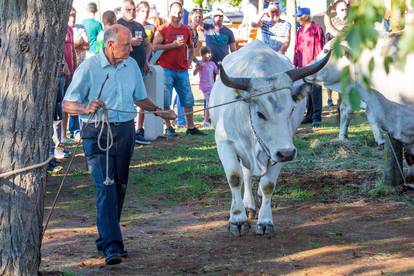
top-left (0, 1), bottom-right (71, 274)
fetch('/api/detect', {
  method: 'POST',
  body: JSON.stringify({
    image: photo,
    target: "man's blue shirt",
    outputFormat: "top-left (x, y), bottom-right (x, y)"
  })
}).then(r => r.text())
top-left (64, 51), bottom-right (147, 122)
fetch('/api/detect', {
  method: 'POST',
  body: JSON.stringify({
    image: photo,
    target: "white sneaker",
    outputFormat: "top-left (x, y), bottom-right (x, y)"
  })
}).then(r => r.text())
top-left (54, 145), bottom-right (72, 159)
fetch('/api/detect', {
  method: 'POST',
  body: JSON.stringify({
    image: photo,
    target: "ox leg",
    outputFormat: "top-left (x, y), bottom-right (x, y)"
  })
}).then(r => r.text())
top-left (256, 163), bottom-right (282, 236)
top-left (338, 100), bottom-right (352, 140)
top-left (405, 144), bottom-right (414, 185)
top-left (365, 105), bottom-right (385, 147)
top-left (217, 143), bottom-right (250, 236)
top-left (241, 164), bottom-right (256, 220)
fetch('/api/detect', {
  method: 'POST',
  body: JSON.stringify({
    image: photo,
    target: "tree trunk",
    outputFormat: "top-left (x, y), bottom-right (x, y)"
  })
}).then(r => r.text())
top-left (0, 1), bottom-right (71, 274)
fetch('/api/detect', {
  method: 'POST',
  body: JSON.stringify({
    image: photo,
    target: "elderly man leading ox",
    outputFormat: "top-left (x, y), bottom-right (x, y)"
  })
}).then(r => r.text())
top-left (210, 40), bottom-right (330, 236)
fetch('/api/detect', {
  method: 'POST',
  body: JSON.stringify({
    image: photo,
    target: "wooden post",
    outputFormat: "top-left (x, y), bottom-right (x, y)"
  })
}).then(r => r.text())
top-left (384, 134), bottom-right (404, 186)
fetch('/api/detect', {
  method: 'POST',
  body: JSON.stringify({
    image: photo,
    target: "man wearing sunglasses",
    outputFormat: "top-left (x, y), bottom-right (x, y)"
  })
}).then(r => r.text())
top-left (204, 9), bottom-right (237, 65)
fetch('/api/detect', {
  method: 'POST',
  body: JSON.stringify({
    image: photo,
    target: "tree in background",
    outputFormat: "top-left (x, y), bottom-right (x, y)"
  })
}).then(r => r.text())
top-left (333, 0), bottom-right (414, 107)
top-left (0, 0), bottom-right (72, 274)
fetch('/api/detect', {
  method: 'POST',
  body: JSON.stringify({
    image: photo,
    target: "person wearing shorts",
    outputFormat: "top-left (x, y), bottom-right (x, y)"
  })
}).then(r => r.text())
top-left (153, 1), bottom-right (207, 136)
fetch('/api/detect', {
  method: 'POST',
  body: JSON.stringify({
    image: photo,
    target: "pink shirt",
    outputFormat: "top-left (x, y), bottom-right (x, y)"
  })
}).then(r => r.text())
top-left (64, 26), bottom-right (75, 74)
top-left (198, 60), bottom-right (217, 93)
top-left (293, 22), bottom-right (325, 68)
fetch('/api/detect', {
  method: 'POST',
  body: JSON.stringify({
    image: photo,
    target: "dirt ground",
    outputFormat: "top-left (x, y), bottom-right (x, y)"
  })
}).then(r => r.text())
top-left (41, 106), bottom-right (414, 275)
top-left (41, 170), bottom-right (414, 275)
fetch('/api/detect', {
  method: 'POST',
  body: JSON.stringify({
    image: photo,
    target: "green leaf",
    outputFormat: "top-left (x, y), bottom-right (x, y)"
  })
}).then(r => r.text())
top-left (349, 86), bottom-right (361, 111)
top-left (340, 65), bottom-right (350, 95)
top-left (368, 57), bottom-right (375, 76)
top-left (383, 56), bottom-right (393, 74)
top-left (361, 74), bottom-right (371, 90)
top-left (347, 27), bottom-right (362, 59)
top-left (333, 39), bottom-right (344, 58)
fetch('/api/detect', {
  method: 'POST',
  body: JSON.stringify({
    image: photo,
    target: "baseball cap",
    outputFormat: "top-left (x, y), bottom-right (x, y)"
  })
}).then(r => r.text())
top-left (268, 3), bottom-right (280, 11)
top-left (294, 7), bottom-right (311, 17)
top-left (212, 9), bottom-right (224, 17)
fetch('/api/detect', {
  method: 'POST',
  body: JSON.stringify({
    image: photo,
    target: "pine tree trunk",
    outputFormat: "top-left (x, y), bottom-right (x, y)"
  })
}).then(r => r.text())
top-left (0, 1), bottom-right (71, 274)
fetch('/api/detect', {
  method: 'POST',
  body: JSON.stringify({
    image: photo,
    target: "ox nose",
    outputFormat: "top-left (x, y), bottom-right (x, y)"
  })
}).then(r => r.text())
top-left (276, 148), bottom-right (296, 162)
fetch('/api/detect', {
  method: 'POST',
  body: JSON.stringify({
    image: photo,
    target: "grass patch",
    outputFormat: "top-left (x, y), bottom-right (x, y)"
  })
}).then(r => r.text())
top-left (48, 95), bottom-right (408, 214)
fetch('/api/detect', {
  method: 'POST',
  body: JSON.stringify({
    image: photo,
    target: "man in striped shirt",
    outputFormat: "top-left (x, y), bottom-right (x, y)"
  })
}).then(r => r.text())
top-left (252, 3), bottom-right (291, 54)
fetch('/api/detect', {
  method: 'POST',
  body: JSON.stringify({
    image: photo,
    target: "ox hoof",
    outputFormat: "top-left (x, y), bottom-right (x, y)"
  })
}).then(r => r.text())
top-left (228, 221), bottom-right (251, 237)
top-left (256, 223), bottom-right (274, 236)
top-left (246, 208), bottom-right (257, 220)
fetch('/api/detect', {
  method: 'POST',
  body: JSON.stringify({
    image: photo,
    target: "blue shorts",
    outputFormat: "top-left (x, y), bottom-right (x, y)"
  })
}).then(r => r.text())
top-left (163, 69), bottom-right (194, 109)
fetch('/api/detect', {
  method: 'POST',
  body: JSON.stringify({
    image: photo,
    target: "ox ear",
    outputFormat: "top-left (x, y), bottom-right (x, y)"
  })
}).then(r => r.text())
top-left (285, 50), bottom-right (331, 82)
top-left (291, 83), bottom-right (312, 102)
top-left (219, 63), bottom-right (251, 91)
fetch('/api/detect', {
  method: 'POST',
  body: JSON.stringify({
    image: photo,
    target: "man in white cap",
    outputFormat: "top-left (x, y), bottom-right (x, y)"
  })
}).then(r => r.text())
top-left (252, 3), bottom-right (291, 54)
top-left (204, 8), bottom-right (237, 65)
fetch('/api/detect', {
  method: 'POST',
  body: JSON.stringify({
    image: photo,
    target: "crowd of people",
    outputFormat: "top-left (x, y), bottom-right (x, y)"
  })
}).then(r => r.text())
top-left (48, 0), bottom-right (352, 266)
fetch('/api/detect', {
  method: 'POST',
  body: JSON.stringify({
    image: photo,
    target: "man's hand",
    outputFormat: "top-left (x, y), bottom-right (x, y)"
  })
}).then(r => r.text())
top-left (144, 62), bottom-right (150, 74)
top-left (173, 39), bottom-right (185, 48)
top-left (131, 37), bottom-right (143, 46)
top-left (85, 100), bottom-right (105, 114)
top-left (155, 109), bottom-right (177, 120)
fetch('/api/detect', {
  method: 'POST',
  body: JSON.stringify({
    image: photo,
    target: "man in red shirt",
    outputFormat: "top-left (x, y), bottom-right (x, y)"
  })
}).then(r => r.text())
top-left (293, 7), bottom-right (325, 127)
top-left (153, 1), bottom-right (206, 136)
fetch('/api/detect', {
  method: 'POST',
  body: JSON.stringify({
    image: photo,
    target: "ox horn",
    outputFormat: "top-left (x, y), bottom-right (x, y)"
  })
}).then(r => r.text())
top-left (219, 63), bottom-right (251, 91)
top-left (285, 50), bottom-right (331, 82)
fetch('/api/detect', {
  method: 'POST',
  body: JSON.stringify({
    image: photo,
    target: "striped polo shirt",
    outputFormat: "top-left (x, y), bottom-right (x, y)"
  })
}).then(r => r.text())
top-left (261, 19), bottom-right (291, 52)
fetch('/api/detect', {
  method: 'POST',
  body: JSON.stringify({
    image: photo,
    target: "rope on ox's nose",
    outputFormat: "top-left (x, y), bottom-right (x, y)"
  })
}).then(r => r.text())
top-left (105, 85), bottom-right (294, 116)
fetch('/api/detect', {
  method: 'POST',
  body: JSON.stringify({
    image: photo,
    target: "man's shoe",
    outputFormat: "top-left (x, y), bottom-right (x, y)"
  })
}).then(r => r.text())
top-left (186, 127), bottom-right (208, 136)
top-left (47, 163), bottom-right (63, 174)
top-left (135, 128), bottom-right (151, 145)
top-left (165, 126), bottom-right (177, 137)
top-left (54, 144), bottom-right (72, 160)
top-left (105, 252), bottom-right (122, 265)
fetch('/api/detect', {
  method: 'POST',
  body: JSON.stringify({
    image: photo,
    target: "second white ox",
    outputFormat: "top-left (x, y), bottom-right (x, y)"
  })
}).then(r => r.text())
top-left (210, 40), bottom-right (330, 236)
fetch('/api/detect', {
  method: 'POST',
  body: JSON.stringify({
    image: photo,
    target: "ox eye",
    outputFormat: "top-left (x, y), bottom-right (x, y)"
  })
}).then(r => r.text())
top-left (257, 112), bottom-right (267, 120)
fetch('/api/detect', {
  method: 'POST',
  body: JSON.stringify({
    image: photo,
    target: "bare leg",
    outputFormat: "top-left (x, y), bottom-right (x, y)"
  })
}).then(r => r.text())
top-left (183, 107), bottom-right (195, 129)
top-left (61, 112), bottom-right (68, 141)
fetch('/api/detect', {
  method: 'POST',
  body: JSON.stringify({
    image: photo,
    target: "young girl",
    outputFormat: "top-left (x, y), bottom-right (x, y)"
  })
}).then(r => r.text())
top-left (193, 46), bottom-right (219, 127)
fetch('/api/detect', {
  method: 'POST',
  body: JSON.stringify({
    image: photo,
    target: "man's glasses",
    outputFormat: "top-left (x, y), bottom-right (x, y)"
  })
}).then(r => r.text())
top-left (126, 8), bottom-right (136, 11)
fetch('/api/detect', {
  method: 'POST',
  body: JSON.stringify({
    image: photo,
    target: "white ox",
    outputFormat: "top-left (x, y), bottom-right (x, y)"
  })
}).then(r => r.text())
top-left (307, 41), bottom-right (385, 146)
top-left (308, 35), bottom-right (414, 183)
top-left (210, 40), bottom-right (330, 236)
